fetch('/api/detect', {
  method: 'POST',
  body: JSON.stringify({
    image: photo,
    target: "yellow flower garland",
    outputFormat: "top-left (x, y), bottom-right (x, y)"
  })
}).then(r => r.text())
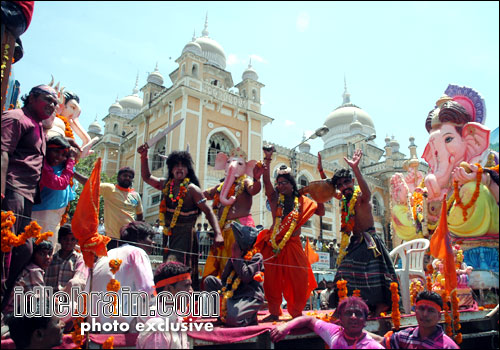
top-left (217, 175), bottom-right (247, 229)
top-left (270, 194), bottom-right (299, 255)
top-left (219, 270), bottom-right (241, 323)
top-left (159, 178), bottom-right (190, 236)
top-left (336, 186), bottom-right (360, 265)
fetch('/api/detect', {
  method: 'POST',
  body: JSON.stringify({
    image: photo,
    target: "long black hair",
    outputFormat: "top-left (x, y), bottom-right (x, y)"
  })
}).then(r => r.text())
top-left (276, 165), bottom-right (300, 197)
top-left (166, 151), bottom-right (200, 187)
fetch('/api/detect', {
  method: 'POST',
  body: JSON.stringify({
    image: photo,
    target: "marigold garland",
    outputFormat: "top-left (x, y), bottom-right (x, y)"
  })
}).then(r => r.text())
top-left (213, 176), bottom-right (247, 229)
top-left (219, 270), bottom-right (241, 323)
top-left (453, 163), bottom-right (483, 222)
top-left (451, 290), bottom-right (462, 344)
top-left (244, 246), bottom-right (260, 260)
top-left (390, 282), bottom-right (401, 330)
top-left (410, 280), bottom-right (424, 307)
top-left (337, 187), bottom-right (360, 265)
top-left (270, 194), bottom-right (300, 255)
top-left (352, 289), bottom-right (361, 298)
top-left (159, 178), bottom-right (190, 236)
top-left (426, 275), bottom-right (433, 291)
top-left (1, 211), bottom-right (53, 252)
top-left (107, 258), bottom-right (122, 315)
top-left (441, 291), bottom-right (453, 336)
top-left (56, 114), bottom-right (75, 139)
top-left (102, 336), bottom-right (114, 349)
top-left (253, 271), bottom-right (264, 283)
top-left (70, 317), bottom-right (85, 349)
top-left (337, 279), bottom-right (348, 302)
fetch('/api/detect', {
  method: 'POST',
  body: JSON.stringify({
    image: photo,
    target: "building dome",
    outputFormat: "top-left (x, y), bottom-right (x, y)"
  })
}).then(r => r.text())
top-left (242, 60), bottom-right (258, 81)
top-left (119, 77), bottom-right (143, 111)
top-left (182, 33), bottom-right (203, 56)
top-left (390, 137), bottom-right (400, 153)
top-left (88, 118), bottom-right (102, 135)
top-left (108, 99), bottom-right (123, 115)
top-left (147, 63), bottom-right (164, 86)
top-left (322, 80), bottom-right (377, 149)
top-left (194, 16), bottom-right (226, 69)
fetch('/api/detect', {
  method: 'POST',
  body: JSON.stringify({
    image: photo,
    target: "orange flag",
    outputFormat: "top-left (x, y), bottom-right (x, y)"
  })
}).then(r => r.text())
top-left (429, 195), bottom-right (457, 293)
top-left (71, 158), bottom-right (111, 268)
top-left (305, 237), bottom-right (319, 265)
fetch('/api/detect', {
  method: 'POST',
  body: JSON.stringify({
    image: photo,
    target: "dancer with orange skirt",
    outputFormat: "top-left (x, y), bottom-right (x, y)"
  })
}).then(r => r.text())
top-left (255, 146), bottom-right (325, 321)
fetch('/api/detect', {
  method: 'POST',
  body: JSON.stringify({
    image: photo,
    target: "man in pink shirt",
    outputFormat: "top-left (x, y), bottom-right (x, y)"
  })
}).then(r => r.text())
top-left (270, 296), bottom-right (383, 349)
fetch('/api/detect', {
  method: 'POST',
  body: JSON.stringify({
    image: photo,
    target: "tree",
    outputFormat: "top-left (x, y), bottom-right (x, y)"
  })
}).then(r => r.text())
top-left (69, 153), bottom-right (117, 220)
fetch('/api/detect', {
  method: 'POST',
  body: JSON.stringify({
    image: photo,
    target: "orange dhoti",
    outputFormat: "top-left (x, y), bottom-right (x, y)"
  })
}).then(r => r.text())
top-left (255, 196), bottom-right (318, 318)
top-left (202, 215), bottom-right (255, 283)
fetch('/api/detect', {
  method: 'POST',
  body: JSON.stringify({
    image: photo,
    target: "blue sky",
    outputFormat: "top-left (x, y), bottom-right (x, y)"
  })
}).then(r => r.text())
top-left (12, 1), bottom-right (499, 158)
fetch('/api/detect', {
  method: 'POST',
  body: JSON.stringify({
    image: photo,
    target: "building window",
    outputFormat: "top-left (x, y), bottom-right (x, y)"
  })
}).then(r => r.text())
top-left (113, 123), bottom-right (119, 134)
top-left (152, 137), bottom-right (166, 171)
top-left (252, 89), bottom-right (257, 102)
top-left (151, 194), bottom-right (161, 205)
top-left (303, 220), bottom-right (312, 228)
top-left (181, 64), bottom-right (186, 77)
top-left (241, 89), bottom-right (247, 98)
top-left (298, 175), bottom-right (309, 188)
top-left (207, 132), bottom-right (234, 166)
top-left (192, 63), bottom-right (198, 78)
top-left (373, 196), bottom-right (381, 217)
top-left (321, 222), bottom-right (332, 231)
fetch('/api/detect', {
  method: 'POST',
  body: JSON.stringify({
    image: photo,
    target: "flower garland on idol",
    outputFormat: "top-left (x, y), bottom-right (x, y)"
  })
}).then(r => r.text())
top-left (453, 163), bottom-right (483, 222)
top-left (219, 270), bottom-right (241, 323)
top-left (213, 175), bottom-right (247, 229)
top-left (336, 186), bottom-right (360, 266)
top-left (159, 177), bottom-right (190, 236)
top-left (270, 194), bottom-right (300, 255)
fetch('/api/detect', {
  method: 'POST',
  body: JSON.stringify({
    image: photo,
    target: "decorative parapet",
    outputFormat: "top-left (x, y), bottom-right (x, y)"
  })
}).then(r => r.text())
top-left (202, 81), bottom-right (248, 109)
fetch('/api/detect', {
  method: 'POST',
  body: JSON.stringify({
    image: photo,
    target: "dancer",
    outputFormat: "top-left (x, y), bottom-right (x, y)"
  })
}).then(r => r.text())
top-left (137, 144), bottom-right (223, 290)
top-left (255, 146), bottom-right (324, 321)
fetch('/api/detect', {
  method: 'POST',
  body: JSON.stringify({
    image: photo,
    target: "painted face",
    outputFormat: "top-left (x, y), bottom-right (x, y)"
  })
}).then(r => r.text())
top-left (276, 177), bottom-right (293, 196)
top-left (60, 99), bottom-right (81, 120)
top-left (30, 93), bottom-right (58, 121)
top-left (33, 249), bottom-right (53, 270)
top-left (336, 178), bottom-right (354, 199)
top-left (172, 162), bottom-right (188, 181)
top-left (415, 303), bottom-right (440, 329)
top-left (47, 148), bottom-right (69, 166)
top-left (117, 171), bottom-right (134, 188)
top-left (60, 233), bottom-right (78, 252)
top-left (340, 305), bottom-right (367, 335)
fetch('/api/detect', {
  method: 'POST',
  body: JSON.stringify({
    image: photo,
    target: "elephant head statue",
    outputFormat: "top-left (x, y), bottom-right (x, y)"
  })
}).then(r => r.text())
top-left (422, 88), bottom-right (490, 201)
top-left (214, 147), bottom-right (257, 207)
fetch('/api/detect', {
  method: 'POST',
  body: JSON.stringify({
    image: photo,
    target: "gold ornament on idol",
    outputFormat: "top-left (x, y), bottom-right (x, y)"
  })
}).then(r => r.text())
top-left (336, 186), bottom-right (360, 266)
top-left (270, 194), bottom-right (300, 255)
top-left (215, 175), bottom-right (247, 229)
top-left (219, 270), bottom-right (241, 323)
top-left (159, 178), bottom-right (190, 236)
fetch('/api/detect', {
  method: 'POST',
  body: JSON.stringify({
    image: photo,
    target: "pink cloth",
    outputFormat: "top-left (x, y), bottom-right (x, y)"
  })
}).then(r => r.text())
top-left (40, 158), bottom-right (75, 190)
top-left (313, 320), bottom-right (384, 349)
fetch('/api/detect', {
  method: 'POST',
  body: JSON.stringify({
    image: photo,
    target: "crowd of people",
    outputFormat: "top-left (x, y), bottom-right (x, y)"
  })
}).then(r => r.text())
top-left (0, 83), bottom-right (460, 349)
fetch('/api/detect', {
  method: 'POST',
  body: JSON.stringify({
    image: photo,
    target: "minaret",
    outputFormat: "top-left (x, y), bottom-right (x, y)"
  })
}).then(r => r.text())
top-left (385, 135), bottom-right (394, 168)
top-left (342, 75), bottom-right (351, 105)
top-left (202, 13), bottom-right (209, 37)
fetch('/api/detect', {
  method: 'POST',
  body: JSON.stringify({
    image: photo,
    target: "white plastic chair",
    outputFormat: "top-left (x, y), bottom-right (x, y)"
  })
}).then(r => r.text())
top-left (389, 238), bottom-right (430, 314)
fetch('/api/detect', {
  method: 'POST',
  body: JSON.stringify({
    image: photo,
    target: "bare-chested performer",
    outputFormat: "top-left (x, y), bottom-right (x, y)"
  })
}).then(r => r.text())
top-left (137, 143), bottom-right (223, 290)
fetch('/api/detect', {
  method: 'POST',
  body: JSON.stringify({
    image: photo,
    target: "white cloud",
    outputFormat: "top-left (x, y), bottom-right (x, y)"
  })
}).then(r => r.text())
top-left (226, 54), bottom-right (240, 66)
top-left (285, 120), bottom-right (296, 126)
top-left (249, 54), bottom-right (268, 64)
top-left (296, 12), bottom-right (310, 32)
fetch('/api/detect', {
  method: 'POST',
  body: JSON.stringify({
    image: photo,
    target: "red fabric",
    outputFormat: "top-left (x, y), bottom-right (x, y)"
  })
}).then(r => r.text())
top-left (255, 195), bottom-right (318, 318)
top-left (71, 158), bottom-right (111, 268)
top-left (429, 196), bottom-right (457, 293)
top-left (13, 1), bottom-right (34, 29)
top-left (89, 333), bottom-right (138, 347)
top-left (305, 237), bottom-right (319, 265)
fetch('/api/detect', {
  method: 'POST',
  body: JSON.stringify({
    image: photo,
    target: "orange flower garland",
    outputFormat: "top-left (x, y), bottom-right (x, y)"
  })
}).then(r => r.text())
top-left (352, 289), bottom-right (361, 298)
top-left (159, 178), bottom-right (190, 236)
top-left (102, 336), bottom-right (114, 349)
top-left (451, 290), bottom-right (462, 344)
top-left (70, 317), bottom-right (85, 349)
top-left (219, 270), bottom-right (241, 323)
top-left (107, 258), bottom-right (122, 315)
top-left (56, 114), bottom-right (75, 139)
top-left (337, 279), bottom-right (348, 303)
top-left (453, 163), bottom-right (483, 222)
top-left (253, 271), bottom-right (264, 283)
top-left (337, 187), bottom-right (360, 265)
top-left (410, 280), bottom-right (424, 307)
top-left (441, 291), bottom-right (453, 336)
top-left (426, 275), bottom-right (433, 291)
top-left (1, 211), bottom-right (53, 252)
top-left (244, 246), bottom-right (260, 260)
top-left (390, 282), bottom-right (401, 330)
